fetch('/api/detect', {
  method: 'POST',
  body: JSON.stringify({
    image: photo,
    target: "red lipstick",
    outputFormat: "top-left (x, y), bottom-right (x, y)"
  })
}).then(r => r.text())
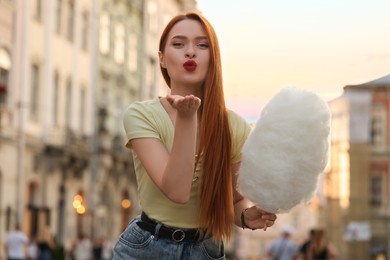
top-left (183, 60), bottom-right (197, 72)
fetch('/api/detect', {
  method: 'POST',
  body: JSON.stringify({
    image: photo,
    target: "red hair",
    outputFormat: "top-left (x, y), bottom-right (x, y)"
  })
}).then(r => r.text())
top-left (159, 12), bottom-right (233, 241)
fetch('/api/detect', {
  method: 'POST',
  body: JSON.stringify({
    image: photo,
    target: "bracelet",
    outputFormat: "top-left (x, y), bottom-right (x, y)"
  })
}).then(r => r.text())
top-left (241, 208), bottom-right (255, 230)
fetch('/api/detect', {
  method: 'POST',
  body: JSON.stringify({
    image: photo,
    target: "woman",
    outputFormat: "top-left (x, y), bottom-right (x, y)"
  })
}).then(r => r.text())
top-left (113, 11), bottom-right (277, 259)
top-left (307, 229), bottom-right (338, 260)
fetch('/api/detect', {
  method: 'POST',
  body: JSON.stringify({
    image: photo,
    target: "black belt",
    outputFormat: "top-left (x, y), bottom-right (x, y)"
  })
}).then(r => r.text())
top-left (136, 212), bottom-right (201, 242)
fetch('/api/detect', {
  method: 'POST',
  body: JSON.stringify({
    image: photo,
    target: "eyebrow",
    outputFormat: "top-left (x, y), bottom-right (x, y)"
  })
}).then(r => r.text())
top-left (171, 35), bottom-right (208, 40)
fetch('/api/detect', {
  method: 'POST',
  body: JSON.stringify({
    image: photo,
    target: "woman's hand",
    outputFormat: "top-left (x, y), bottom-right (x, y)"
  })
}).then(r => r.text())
top-left (244, 205), bottom-right (277, 230)
top-left (167, 94), bottom-right (201, 117)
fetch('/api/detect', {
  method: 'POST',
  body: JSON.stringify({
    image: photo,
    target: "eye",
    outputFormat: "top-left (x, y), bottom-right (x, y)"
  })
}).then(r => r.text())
top-left (172, 42), bottom-right (184, 47)
top-left (197, 42), bottom-right (209, 49)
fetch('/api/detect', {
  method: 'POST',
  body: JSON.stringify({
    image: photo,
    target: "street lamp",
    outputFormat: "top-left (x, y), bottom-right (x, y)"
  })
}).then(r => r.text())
top-left (73, 194), bottom-right (86, 215)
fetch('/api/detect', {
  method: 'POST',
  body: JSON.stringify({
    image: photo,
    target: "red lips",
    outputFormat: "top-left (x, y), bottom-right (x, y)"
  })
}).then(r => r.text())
top-left (183, 60), bottom-right (197, 72)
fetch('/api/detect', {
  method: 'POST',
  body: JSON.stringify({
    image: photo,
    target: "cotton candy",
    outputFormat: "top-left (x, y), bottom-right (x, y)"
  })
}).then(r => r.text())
top-left (238, 87), bottom-right (331, 213)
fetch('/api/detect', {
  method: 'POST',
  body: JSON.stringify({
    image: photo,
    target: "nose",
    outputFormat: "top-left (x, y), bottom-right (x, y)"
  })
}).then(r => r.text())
top-left (185, 45), bottom-right (196, 58)
top-left (185, 53), bottom-right (195, 58)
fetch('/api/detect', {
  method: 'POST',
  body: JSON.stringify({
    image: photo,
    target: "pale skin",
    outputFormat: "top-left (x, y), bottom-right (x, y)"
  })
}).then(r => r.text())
top-left (131, 19), bottom-right (276, 230)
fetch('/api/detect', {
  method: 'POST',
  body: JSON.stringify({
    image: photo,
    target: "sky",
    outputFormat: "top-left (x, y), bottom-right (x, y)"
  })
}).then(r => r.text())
top-left (197, 0), bottom-right (390, 121)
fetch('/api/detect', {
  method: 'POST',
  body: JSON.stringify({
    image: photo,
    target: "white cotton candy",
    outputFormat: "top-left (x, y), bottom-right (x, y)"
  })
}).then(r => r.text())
top-left (238, 87), bottom-right (331, 213)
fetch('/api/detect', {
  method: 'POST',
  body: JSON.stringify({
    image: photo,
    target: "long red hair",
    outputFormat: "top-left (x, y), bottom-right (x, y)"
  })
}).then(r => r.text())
top-left (159, 12), bottom-right (233, 241)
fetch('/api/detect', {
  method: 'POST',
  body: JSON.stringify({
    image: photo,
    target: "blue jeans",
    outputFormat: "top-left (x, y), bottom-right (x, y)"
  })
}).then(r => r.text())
top-left (113, 217), bottom-right (226, 259)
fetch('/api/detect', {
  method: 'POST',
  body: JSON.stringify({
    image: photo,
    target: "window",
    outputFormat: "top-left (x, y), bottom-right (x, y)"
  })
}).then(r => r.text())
top-left (65, 78), bottom-right (72, 128)
top-left (81, 12), bottom-right (89, 51)
top-left (370, 176), bottom-right (383, 206)
top-left (30, 64), bottom-right (40, 121)
top-left (148, 2), bottom-right (158, 34)
top-left (67, 0), bottom-right (74, 41)
top-left (115, 95), bottom-right (123, 133)
top-left (147, 57), bottom-right (156, 98)
top-left (102, 88), bottom-right (109, 106)
top-left (121, 190), bottom-right (132, 231)
top-left (53, 72), bottom-right (60, 125)
top-left (162, 14), bottom-right (171, 30)
top-left (114, 23), bottom-right (125, 64)
top-left (370, 104), bottom-right (386, 148)
top-left (0, 67), bottom-right (8, 105)
top-left (26, 182), bottom-right (40, 237)
top-left (80, 87), bottom-right (86, 133)
top-left (0, 48), bottom-right (10, 105)
top-left (127, 33), bottom-right (137, 72)
top-left (56, 0), bottom-right (62, 34)
top-left (99, 12), bottom-right (110, 54)
top-left (35, 0), bottom-right (42, 21)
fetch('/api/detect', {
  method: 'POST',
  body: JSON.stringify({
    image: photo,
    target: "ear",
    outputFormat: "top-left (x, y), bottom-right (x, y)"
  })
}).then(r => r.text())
top-left (158, 51), bottom-right (166, 68)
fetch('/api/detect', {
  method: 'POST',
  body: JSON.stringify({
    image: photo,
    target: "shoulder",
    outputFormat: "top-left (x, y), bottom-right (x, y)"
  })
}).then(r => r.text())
top-left (227, 109), bottom-right (246, 124)
top-left (124, 98), bottom-right (160, 114)
top-left (227, 109), bottom-right (251, 136)
top-left (123, 98), bottom-right (163, 123)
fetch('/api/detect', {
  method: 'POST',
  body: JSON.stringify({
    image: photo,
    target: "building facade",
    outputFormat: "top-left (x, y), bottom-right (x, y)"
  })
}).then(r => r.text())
top-left (0, 0), bottom-right (15, 253)
top-left (93, 0), bottom-right (144, 244)
top-left (324, 74), bottom-right (390, 259)
top-left (0, 0), bottom-right (99, 255)
top-left (0, 0), bottom-right (198, 257)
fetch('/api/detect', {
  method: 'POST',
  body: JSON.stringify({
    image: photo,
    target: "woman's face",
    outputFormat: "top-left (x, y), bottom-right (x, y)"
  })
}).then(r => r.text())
top-left (159, 19), bottom-right (210, 88)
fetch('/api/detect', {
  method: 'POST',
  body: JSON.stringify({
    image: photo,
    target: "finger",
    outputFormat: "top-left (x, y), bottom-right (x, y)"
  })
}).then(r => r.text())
top-left (262, 213), bottom-right (277, 221)
top-left (263, 220), bottom-right (269, 231)
top-left (167, 95), bottom-right (178, 104)
top-left (194, 97), bottom-right (201, 106)
top-left (167, 97), bottom-right (174, 105)
top-left (267, 220), bottom-right (275, 228)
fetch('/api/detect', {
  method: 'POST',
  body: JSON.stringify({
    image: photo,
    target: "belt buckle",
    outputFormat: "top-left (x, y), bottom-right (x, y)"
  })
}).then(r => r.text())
top-left (172, 229), bottom-right (185, 242)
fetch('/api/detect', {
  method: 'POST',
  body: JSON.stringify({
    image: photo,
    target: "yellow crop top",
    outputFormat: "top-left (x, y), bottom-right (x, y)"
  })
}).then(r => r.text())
top-left (123, 97), bottom-right (251, 228)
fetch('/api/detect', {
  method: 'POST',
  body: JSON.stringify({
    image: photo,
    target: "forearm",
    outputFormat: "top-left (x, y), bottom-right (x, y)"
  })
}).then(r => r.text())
top-left (232, 165), bottom-right (253, 227)
top-left (233, 197), bottom-right (252, 227)
top-left (161, 114), bottom-right (197, 203)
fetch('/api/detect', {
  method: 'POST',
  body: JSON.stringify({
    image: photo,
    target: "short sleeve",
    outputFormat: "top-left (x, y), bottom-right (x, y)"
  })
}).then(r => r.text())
top-left (123, 102), bottom-right (160, 149)
top-left (229, 110), bottom-right (251, 163)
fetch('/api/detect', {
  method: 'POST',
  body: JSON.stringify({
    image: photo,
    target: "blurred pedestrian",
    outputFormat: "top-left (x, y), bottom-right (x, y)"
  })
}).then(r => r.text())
top-left (4, 223), bottom-right (28, 260)
top-left (71, 233), bottom-right (92, 260)
top-left (298, 228), bottom-right (316, 260)
top-left (36, 226), bottom-right (55, 260)
top-left (92, 238), bottom-right (102, 260)
top-left (267, 226), bottom-right (299, 260)
top-left (27, 236), bottom-right (39, 260)
top-left (307, 229), bottom-right (338, 260)
top-left (92, 237), bottom-right (112, 260)
top-left (100, 238), bottom-right (113, 260)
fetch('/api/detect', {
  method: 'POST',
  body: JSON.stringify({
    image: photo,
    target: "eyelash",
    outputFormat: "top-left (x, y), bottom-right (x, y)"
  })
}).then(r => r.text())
top-left (197, 43), bottom-right (209, 48)
top-left (172, 42), bottom-right (184, 47)
top-left (171, 42), bottom-right (209, 48)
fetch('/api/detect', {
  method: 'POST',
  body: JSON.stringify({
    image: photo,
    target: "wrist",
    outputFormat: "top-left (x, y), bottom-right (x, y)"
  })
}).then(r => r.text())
top-left (241, 208), bottom-right (255, 230)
